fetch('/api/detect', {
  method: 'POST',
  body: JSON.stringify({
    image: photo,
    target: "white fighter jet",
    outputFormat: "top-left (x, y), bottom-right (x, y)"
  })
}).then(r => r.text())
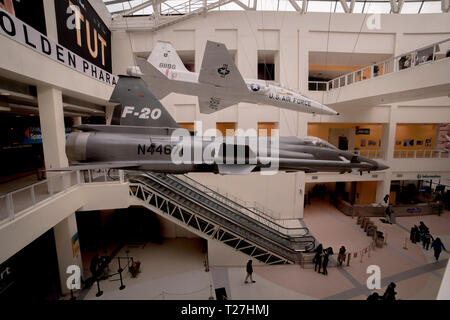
top-left (135, 40), bottom-right (339, 116)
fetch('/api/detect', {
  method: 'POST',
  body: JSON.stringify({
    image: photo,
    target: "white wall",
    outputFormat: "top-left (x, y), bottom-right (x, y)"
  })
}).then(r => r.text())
top-left (109, 11), bottom-right (450, 219)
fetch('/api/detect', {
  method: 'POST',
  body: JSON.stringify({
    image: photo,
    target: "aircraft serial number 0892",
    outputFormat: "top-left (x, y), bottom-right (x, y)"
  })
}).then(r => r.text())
top-left (122, 106), bottom-right (162, 120)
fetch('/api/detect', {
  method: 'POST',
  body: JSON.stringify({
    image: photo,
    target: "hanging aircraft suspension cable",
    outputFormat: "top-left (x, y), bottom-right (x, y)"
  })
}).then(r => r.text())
top-left (123, 1), bottom-right (138, 67)
top-left (333, 2), bottom-right (373, 106)
top-left (320, 0), bottom-right (334, 125)
top-left (259, 1), bottom-right (296, 136)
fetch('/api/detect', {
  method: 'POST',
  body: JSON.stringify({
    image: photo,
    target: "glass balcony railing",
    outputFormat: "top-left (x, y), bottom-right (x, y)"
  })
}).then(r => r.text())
top-left (309, 38), bottom-right (450, 91)
top-left (0, 169), bottom-right (124, 226)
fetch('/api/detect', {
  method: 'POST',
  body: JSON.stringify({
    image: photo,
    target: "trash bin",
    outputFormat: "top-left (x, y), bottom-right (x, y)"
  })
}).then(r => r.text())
top-left (367, 225), bottom-right (377, 237)
top-left (357, 215), bottom-right (364, 225)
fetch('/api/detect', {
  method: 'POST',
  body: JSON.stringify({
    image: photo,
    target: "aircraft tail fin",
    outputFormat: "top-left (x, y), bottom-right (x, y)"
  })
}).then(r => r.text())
top-left (110, 76), bottom-right (180, 129)
top-left (148, 41), bottom-right (188, 73)
top-left (198, 41), bottom-right (247, 91)
top-left (136, 57), bottom-right (172, 99)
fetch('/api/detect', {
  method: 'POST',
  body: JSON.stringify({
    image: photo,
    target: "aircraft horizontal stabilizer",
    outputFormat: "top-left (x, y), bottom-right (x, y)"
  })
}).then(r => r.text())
top-left (217, 164), bottom-right (256, 175)
top-left (198, 96), bottom-right (239, 114)
top-left (198, 41), bottom-right (247, 91)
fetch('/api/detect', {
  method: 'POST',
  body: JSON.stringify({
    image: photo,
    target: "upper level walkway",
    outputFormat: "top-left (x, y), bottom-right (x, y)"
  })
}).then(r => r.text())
top-left (308, 38), bottom-right (450, 107)
top-left (0, 170), bottom-right (130, 264)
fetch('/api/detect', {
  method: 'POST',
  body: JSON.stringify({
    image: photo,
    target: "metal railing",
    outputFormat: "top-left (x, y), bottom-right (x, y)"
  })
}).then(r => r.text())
top-left (172, 174), bottom-right (309, 237)
top-left (393, 149), bottom-right (450, 159)
top-left (308, 38), bottom-right (450, 91)
top-left (0, 169), bottom-right (123, 226)
top-left (349, 149), bottom-right (384, 159)
top-left (308, 81), bottom-right (328, 91)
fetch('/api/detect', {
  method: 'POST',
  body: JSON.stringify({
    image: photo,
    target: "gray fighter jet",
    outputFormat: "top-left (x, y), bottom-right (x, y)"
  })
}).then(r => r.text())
top-left (59, 76), bottom-right (388, 175)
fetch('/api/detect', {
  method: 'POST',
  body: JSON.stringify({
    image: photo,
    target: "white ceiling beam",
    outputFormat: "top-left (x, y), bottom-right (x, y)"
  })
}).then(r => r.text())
top-left (442, 0), bottom-right (450, 12)
top-left (233, 0), bottom-right (250, 10)
top-left (339, 0), bottom-right (355, 13)
top-left (390, 0), bottom-right (404, 14)
top-left (123, 0), bottom-right (155, 16)
top-left (288, 0), bottom-right (307, 13)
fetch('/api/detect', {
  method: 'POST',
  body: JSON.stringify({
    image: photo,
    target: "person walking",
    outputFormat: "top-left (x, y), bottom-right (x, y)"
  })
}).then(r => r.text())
top-left (322, 249), bottom-right (330, 276)
top-left (244, 260), bottom-right (255, 283)
top-left (431, 238), bottom-right (447, 261)
top-left (410, 226), bottom-right (416, 243)
top-left (313, 244), bottom-right (323, 273)
top-left (382, 282), bottom-right (397, 301)
top-left (338, 246), bottom-right (346, 267)
top-left (422, 232), bottom-right (433, 251)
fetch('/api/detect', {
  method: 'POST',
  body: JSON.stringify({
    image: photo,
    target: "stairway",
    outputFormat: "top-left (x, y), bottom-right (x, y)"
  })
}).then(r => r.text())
top-left (128, 172), bottom-right (316, 265)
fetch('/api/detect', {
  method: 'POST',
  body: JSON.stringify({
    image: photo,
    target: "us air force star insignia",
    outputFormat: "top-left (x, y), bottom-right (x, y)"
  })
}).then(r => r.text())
top-left (217, 64), bottom-right (230, 78)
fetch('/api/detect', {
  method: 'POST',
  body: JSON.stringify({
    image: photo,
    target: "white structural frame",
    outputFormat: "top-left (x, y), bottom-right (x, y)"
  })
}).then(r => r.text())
top-left (104, 0), bottom-right (450, 31)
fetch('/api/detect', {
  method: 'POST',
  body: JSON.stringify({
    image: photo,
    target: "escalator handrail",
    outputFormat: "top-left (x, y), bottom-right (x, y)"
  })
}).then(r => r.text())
top-left (131, 174), bottom-right (315, 254)
top-left (167, 174), bottom-right (310, 236)
top-left (129, 180), bottom-right (303, 261)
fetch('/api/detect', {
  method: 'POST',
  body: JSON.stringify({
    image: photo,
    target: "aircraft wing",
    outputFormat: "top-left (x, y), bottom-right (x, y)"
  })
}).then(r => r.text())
top-left (198, 96), bottom-right (239, 114)
top-left (46, 162), bottom-right (140, 171)
top-left (198, 41), bottom-right (247, 91)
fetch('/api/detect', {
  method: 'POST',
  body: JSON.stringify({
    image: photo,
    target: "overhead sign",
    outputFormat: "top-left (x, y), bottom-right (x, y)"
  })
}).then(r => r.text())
top-left (54, 0), bottom-right (112, 73)
top-left (0, 0), bottom-right (46, 35)
top-left (417, 174), bottom-right (441, 179)
top-left (0, 7), bottom-right (117, 86)
top-left (23, 127), bottom-right (72, 144)
top-left (356, 128), bottom-right (370, 135)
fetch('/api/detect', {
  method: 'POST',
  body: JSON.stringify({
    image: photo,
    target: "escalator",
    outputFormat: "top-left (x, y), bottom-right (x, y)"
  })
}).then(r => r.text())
top-left (128, 172), bottom-right (316, 264)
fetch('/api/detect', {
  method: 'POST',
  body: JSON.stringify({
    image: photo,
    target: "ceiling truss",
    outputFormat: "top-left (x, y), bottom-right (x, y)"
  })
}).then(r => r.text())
top-left (104, 0), bottom-right (449, 31)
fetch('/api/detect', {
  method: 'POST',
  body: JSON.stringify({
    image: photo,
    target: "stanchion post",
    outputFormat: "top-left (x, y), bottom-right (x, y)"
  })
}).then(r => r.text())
top-left (118, 257), bottom-right (126, 290)
top-left (403, 237), bottom-right (408, 250)
top-left (95, 279), bottom-right (103, 297)
top-left (347, 253), bottom-right (351, 266)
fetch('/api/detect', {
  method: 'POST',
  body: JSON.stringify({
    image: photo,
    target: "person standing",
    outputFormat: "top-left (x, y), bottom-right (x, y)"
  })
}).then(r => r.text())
top-left (244, 260), bottom-right (255, 283)
top-left (431, 238), bottom-right (447, 261)
top-left (90, 253), bottom-right (101, 278)
top-left (410, 226), bottom-right (416, 243)
top-left (382, 282), bottom-right (397, 301)
top-left (338, 246), bottom-right (346, 267)
top-left (422, 232), bottom-right (433, 251)
top-left (313, 244), bottom-right (323, 273)
top-left (322, 249), bottom-right (330, 276)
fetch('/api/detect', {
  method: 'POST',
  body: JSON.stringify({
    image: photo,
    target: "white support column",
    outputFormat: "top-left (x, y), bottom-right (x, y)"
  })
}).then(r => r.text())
top-left (295, 172), bottom-right (306, 218)
top-left (42, 0), bottom-right (58, 41)
top-left (53, 213), bottom-right (83, 295)
top-left (442, 0), bottom-right (450, 12)
top-left (105, 105), bottom-right (116, 125)
top-left (339, 0), bottom-right (355, 13)
top-left (390, 0), bottom-right (404, 14)
top-left (376, 104), bottom-right (396, 204)
top-left (376, 171), bottom-right (392, 205)
top-left (37, 86), bottom-right (68, 169)
top-left (73, 117), bottom-right (82, 126)
top-left (383, 105), bottom-right (398, 164)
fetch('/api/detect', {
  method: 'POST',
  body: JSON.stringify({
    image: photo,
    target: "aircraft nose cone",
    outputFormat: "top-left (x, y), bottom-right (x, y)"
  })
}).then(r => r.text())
top-left (321, 104), bottom-right (339, 116)
top-left (376, 162), bottom-right (389, 171)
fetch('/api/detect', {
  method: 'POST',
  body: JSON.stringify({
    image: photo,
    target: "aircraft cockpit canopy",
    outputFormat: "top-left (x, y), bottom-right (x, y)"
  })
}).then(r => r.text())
top-left (303, 136), bottom-right (337, 150)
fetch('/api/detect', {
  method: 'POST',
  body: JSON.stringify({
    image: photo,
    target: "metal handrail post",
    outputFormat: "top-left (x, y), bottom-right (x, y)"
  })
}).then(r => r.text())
top-left (7, 194), bottom-right (14, 220)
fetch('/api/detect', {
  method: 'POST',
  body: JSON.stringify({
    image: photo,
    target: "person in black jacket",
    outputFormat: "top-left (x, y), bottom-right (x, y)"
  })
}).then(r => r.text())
top-left (322, 247), bottom-right (333, 275)
top-left (89, 254), bottom-right (101, 278)
top-left (313, 244), bottom-right (323, 273)
top-left (244, 260), bottom-right (255, 283)
top-left (382, 282), bottom-right (397, 301)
